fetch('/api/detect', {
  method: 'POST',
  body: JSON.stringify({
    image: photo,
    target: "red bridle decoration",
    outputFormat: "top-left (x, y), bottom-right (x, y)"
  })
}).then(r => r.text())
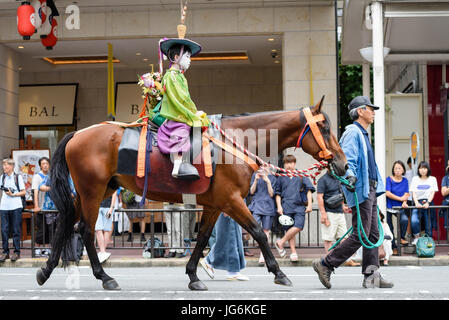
top-left (17, 1), bottom-right (36, 40)
top-left (296, 107), bottom-right (333, 160)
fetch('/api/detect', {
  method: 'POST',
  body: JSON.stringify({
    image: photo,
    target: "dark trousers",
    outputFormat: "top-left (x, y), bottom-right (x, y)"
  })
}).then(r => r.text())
top-left (386, 211), bottom-right (397, 249)
top-left (324, 186), bottom-right (379, 275)
top-left (0, 208), bottom-right (22, 254)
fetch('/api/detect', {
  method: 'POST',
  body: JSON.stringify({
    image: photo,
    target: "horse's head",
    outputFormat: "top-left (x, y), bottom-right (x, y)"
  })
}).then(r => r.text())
top-left (298, 96), bottom-right (348, 176)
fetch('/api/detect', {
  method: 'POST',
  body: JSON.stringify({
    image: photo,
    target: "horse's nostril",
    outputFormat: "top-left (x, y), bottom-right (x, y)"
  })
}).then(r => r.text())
top-left (345, 163), bottom-right (349, 171)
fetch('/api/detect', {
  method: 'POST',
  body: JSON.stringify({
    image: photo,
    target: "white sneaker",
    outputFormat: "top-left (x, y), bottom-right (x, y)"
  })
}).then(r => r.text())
top-left (98, 252), bottom-right (111, 263)
top-left (199, 258), bottom-right (215, 279)
top-left (103, 252), bottom-right (111, 262)
top-left (34, 249), bottom-right (41, 257)
top-left (226, 273), bottom-right (249, 281)
top-left (412, 237), bottom-right (419, 246)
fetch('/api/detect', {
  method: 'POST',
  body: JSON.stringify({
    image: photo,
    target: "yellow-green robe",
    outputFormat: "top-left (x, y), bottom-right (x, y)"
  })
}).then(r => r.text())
top-left (160, 67), bottom-right (210, 127)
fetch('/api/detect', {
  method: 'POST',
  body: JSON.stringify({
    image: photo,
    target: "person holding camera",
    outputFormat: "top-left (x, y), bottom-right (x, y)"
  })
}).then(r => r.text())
top-left (248, 165), bottom-right (277, 265)
top-left (0, 158), bottom-right (26, 262)
top-left (317, 169), bottom-right (359, 266)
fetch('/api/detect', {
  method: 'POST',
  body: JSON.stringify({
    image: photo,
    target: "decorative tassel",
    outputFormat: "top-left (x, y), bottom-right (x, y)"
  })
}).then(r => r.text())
top-left (140, 124), bottom-right (152, 207)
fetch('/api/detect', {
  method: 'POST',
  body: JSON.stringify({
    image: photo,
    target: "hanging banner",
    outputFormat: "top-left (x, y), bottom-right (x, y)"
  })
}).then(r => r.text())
top-left (115, 82), bottom-right (144, 123)
top-left (19, 84), bottom-right (77, 125)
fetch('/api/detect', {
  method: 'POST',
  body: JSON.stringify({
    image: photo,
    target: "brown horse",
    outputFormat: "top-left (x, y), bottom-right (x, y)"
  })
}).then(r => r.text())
top-left (36, 97), bottom-right (347, 291)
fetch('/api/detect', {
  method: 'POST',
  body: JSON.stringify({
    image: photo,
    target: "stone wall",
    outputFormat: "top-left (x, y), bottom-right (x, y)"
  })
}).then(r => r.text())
top-left (0, 44), bottom-right (19, 159)
top-left (19, 65), bottom-right (283, 129)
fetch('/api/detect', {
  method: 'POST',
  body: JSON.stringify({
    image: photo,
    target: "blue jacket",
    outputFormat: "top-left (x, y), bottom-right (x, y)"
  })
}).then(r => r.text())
top-left (340, 123), bottom-right (385, 207)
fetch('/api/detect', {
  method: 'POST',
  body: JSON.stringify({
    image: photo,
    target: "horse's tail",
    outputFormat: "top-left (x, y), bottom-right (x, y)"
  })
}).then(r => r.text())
top-left (49, 131), bottom-right (76, 268)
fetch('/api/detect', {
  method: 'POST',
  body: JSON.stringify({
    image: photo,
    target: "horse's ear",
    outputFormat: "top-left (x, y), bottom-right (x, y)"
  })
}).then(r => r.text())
top-left (312, 95), bottom-right (325, 114)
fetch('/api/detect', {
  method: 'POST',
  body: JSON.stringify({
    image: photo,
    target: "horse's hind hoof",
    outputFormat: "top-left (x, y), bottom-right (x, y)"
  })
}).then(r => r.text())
top-left (188, 281), bottom-right (208, 291)
top-left (103, 279), bottom-right (121, 290)
top-left (274, 275), bottom-right (293, 287)
top-left (36, 268), bottom-right (49, 286)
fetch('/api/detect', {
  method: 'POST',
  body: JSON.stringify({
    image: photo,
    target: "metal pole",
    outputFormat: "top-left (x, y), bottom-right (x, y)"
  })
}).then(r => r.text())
top-left (372, 1), bottom-right (387, 214)
top-left (397, 210), bottom-right (402, 256)
top-left (31, 210), bottom-right (35, 258)
top-left (150, 212), bottom-right (155, 259)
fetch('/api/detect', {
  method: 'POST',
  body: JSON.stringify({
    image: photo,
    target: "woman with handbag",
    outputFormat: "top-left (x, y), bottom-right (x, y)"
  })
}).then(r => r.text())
top-left (385, 160), bottom-right (410, 253)
top-left (410, 161), bottom-right (438, 245)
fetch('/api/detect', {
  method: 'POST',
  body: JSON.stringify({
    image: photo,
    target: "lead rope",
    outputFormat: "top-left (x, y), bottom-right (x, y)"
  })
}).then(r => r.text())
top-left (328, 169), bottom-right (384, 250)
top-left (208, 119), bottom-right (328, 183)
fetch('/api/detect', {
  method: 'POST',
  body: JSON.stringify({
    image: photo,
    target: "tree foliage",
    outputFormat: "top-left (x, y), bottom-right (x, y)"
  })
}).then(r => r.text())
top-left (338, 43), bottom-right (372, 137)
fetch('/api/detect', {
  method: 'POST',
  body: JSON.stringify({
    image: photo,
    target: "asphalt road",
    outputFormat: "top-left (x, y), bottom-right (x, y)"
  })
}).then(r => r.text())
top-left (0, 266), bottom-right (448, 300)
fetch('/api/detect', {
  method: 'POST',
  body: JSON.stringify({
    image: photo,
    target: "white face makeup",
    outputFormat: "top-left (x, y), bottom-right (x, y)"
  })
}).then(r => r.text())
top-left (178, 51), bottom-right (191, 71)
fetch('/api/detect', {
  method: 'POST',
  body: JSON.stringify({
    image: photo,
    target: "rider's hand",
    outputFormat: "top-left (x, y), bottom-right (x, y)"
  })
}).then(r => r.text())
top-left (345, 176), bottom-right (357, 193)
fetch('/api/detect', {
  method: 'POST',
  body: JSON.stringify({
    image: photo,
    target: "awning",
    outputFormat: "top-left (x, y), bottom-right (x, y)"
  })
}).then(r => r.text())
top-left (341, 0), bottom-right (449, 65)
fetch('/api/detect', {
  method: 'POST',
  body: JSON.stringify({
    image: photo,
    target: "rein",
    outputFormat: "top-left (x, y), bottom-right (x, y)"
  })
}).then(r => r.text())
top-left (208, 117), bottom-right (329, 184)
top-left (328, 169), bottom-right (384, 250)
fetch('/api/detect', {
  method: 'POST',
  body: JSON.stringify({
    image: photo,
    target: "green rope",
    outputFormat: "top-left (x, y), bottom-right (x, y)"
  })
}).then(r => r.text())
top-left (327, 170), bottom-right (384, 251)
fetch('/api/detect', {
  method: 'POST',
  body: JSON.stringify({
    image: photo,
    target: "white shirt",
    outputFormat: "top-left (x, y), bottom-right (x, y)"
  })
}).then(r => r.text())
top-left (31, 171), bottom-right (47, 208)
top-left (410, 175), bottom-right (438, 201)
top-left (0, 173), bottom-right (26, 210)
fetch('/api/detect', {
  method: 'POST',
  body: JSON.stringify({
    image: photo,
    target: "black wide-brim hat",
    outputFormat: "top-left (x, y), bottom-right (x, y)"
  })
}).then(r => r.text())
top-left (348, 95), bottom-right (380, 111)
top-left (160, 38), bottom-right (202, 57)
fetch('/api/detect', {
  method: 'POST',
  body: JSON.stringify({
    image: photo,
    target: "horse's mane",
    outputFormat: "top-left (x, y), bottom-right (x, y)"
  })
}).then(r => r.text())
top-left (221, 110), bottom-right (286, 118)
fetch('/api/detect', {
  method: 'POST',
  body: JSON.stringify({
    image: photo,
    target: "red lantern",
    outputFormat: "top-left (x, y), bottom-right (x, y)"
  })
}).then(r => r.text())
top-left (17, 1), bottom-right (36, 40)
top-left (41, 17), bottom-right (57, 50)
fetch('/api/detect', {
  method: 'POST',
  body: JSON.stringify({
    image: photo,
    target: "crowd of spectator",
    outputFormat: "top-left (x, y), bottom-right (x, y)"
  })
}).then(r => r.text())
top-left (2, 152), bottom-right (449, 264)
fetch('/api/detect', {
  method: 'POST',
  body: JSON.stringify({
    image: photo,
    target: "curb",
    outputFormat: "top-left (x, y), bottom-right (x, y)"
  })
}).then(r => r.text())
top-left (2, 256), bottom-right (449, 268)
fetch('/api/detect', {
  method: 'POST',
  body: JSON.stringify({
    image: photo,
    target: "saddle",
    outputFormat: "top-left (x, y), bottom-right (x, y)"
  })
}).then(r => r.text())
top-left (117, 114), bottom-right (222, 195)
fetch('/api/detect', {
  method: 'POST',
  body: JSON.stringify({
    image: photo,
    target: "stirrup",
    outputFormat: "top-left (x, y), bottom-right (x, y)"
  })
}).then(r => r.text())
top-left (174, 162), bottom-right (200, 180)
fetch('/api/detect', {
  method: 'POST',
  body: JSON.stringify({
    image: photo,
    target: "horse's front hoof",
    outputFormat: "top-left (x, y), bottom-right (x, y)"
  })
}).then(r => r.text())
top-left (103, 279), bottom-right (121, 290)
top-left (274, 275), bottom-right (293, 287)
top-left (188, 281), bottom-right (208, 291)
top-left (36, 268), bottom-right (49, 286)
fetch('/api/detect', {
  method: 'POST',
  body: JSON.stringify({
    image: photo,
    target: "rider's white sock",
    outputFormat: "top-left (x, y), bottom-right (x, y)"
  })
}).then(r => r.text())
top-left (172, 158), bottom-right (182, 177)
